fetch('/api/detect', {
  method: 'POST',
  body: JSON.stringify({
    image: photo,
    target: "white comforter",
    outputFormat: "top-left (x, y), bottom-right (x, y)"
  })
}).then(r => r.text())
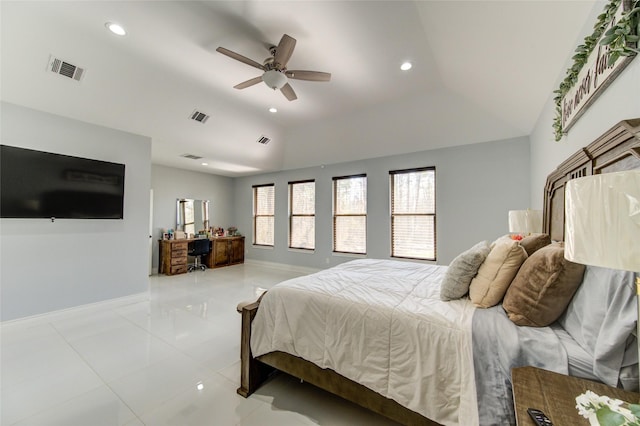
top-left (251, 259), bottom-right (478, 425)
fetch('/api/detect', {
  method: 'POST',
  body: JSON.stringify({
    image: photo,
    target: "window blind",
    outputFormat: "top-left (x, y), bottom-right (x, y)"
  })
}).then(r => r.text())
top-left (390, 168), bottom-right (436, 260)
top-left (253, 184), bottom-right (274, 246)
top-left (289, 180), bottom-right (315, 250)
top-left (333, 174), bottom-right (367, 254)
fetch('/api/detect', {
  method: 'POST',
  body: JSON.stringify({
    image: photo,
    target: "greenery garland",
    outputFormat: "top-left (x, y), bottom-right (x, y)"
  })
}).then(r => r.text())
top-left (552, 0), bottom-right (640, 142)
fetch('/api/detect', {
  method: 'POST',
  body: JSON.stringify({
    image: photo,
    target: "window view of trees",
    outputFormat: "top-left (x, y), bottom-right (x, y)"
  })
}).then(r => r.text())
top-left (250, 168), bottom-right (434, 260)
top-left (333, 175), bottom-right (367, 254)
top-left (253, 184), bottom-right (274, 246)
top-left (289, 180), bottom-right (315, 250)
top-left (390, 168), bottom-right (436, 260)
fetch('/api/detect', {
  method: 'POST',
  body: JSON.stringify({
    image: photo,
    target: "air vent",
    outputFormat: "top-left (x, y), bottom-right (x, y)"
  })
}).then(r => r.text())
top-left (189, 109), bottom-right (210, 124)
top-left (181, 154), bottom-right (203, 160)
top-left (257, 135), bottom-right (271, 145)
top-left (47, 55), bottom-right (85, 81)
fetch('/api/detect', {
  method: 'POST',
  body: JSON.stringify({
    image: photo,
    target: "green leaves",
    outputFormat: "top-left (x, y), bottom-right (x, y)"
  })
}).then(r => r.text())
top-left (596, 406), bottom-right (627, 425)
top-left (552, 0), bottom-right (639, 142)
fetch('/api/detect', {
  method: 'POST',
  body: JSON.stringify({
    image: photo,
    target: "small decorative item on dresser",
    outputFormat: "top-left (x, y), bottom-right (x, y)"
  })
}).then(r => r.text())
top-left (228, 226), bottom-right (238, 236)
top-left (576, 390), bottom-right (640, 425)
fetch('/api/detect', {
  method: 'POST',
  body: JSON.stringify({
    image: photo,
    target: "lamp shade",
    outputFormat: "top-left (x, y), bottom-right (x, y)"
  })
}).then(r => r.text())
top-left (262, 70), bottom-right (287, 90)
top-left (508, 210), bottom-right (542, 234)
top-left (564, 170), bottom-right (640, 271)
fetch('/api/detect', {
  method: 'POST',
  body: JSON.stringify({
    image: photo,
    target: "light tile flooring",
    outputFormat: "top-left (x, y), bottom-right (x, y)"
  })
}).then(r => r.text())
top-left (1, 263), bottom-right (399, 425)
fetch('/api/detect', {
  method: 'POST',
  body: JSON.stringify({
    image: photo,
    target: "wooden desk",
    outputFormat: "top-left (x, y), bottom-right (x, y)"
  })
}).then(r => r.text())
top-left (159, 236), bottom-right (245, 275)
top-left (512, 366), bottom-right (640, 425)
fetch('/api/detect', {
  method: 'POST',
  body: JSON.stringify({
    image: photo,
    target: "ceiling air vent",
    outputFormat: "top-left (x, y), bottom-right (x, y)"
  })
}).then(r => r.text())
top-left (47, 55), bottom-right (85, 81)
top-left (257, 135), bottom-right (271, 145)
top-left (181, 154), bottom-right (203, 160)
top-left (189, 109), bottom-right (210, 124)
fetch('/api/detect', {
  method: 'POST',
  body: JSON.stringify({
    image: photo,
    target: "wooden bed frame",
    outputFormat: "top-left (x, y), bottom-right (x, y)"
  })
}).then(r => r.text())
top-left (237, 118), bottom-right (640, 425)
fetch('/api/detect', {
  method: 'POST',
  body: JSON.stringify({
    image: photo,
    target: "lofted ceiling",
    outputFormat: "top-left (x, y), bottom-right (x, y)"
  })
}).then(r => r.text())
top-left (1, 1), bottom-right (597, 176)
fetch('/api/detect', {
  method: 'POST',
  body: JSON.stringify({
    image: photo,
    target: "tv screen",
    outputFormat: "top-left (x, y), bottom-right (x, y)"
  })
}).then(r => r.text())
top-left (1, 145), bottom-right (125, 219)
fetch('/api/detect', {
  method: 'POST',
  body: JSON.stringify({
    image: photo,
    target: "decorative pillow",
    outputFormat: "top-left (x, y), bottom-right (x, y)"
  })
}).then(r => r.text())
top-left (469, 239), bottom-right (528, 308)
top-left (502, 242), bottom-right (585, 327)
top-left (492, 234), bottom-right (512, 245)
top-left (440, 241), bottom-right (491, 301)
top-left (519, 233), bottom-right (551, 256)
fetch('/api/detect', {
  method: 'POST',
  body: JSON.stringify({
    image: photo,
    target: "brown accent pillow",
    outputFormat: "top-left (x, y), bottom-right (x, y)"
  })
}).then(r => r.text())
top-left (502, 242), bottom-right (585, 327)
top-left (519, 233), bottom-right (551, 256)
top-left (469, 239), bottom-right (528, 308)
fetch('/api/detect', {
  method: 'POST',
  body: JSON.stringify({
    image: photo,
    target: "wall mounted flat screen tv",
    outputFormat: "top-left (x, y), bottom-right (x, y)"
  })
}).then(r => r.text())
top-left (1, 145), bottom-right (125, 219)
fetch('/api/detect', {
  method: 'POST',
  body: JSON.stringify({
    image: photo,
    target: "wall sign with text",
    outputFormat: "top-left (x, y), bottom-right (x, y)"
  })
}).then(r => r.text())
top-left (553, 0), bottom-right (638, 141)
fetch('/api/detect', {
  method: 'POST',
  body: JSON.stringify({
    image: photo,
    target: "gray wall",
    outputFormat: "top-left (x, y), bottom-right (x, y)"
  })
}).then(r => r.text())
top-left (150, 164), bottom-right (234, 271)
top-left (529, 2), bottom-right (640, 207)
top-left (234, 136), bottom-right (531, 269)
top-left (0, 102), bottom-right (152, 321)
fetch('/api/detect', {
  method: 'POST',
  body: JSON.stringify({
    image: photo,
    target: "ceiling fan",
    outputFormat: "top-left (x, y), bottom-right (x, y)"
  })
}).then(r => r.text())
top-left (216, 34), bottom-right (331, 101)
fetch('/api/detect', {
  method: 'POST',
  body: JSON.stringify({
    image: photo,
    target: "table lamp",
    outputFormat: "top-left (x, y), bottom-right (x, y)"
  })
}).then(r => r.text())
top-left (564, 170), bottom-right (640, 385)
top-left (508, 209), bottom-right (543, 234)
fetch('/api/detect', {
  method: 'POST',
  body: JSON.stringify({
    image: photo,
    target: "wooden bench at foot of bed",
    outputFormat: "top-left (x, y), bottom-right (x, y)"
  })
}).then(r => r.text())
top-left (237, 299), bottom-right (439, 425)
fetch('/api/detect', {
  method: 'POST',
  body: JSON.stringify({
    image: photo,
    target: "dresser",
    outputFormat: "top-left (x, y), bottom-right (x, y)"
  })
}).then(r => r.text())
top-left (159, 240), bottom-right (189, 275)
top-left (207, 236), bottom-right (245, 268)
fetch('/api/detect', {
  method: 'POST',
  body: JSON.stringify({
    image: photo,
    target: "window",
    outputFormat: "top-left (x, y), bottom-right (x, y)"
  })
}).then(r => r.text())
top-left (289, 180), bottom-right (315, 250)
top-left (390, 167), bottom-right (436, 260)
top-left (253, 184), bottom-right (274, 246)
top-left (333, 174), bottom-right (367, 254)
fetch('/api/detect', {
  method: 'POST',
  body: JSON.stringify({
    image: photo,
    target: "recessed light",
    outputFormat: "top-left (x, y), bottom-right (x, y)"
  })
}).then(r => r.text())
top-left (400, 62), bottom-right (412, 71)
top-left (201, 162), bottom-right (208, 166)
top-left (269, 107), bottom-right (277, 113)
top-left (105, 22), bottom-right (126, 36)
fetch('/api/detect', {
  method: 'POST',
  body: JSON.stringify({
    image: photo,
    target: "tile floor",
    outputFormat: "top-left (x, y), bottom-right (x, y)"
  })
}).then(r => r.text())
top-left (1, 263), bottom-right (400, 425)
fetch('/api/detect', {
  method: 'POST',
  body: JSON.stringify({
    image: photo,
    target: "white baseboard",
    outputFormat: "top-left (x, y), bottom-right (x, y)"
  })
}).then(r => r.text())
top-left (1, 292), bottom-right (149, 328)
top-left (244, 259), bottom-right (321, 275)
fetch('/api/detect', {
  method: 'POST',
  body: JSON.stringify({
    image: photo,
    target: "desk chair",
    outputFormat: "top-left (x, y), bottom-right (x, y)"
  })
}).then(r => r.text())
top-left (188, 239), bottom-right (210, 272)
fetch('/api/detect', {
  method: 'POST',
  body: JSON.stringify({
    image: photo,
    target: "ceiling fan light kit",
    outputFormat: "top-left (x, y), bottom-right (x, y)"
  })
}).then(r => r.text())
top-left (216, 33), bottom-right (331, 101)
top-left (262, 70), bottom-right (287, 90)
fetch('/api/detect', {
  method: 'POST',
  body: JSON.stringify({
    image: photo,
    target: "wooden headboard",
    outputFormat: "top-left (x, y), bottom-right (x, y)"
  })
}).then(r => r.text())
top-left (544, 118), bottom-right (640, 242)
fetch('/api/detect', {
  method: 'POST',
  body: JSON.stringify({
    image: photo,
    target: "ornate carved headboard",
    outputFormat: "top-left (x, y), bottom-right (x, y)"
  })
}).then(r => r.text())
top-left (544, 118), bottom-right (640, 242)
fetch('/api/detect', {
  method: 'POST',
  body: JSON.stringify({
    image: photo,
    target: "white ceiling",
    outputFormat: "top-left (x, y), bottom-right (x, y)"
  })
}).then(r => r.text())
top-left (1, 1), bottom-right (597, 176)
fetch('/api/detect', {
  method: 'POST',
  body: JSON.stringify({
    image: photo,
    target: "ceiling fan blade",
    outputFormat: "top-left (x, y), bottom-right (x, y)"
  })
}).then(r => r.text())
top-left (274, 34), bottom-right (296, 68)
top-left (216, 47), bottom-right (265, 71)
top-left (234, 76), bottom-right (263, 90)
top-left (285, 70), bottom-right (331, 82)
top-left (280, 83), bottom-right (297, 101)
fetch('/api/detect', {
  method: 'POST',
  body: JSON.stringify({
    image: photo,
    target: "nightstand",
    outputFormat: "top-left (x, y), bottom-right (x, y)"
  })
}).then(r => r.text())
top-left (511, 366), bottom-right (640, 425)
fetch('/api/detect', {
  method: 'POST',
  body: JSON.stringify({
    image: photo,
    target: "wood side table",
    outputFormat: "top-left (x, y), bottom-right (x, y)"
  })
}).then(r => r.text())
top-left (512, 366), bottom-right (639, 425)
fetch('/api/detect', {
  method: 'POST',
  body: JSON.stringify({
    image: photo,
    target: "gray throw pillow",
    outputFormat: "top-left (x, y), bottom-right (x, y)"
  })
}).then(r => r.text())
top-left (440, 241), bottom-right (491, 301)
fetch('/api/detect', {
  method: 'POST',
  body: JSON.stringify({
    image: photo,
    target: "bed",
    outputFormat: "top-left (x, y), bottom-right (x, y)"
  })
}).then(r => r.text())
top-left (237, 118), bottom-right (640, 425)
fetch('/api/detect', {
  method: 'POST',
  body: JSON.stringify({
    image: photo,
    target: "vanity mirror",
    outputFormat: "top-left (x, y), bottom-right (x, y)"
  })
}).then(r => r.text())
top-left (176, 198), bottom-right (210, 236)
